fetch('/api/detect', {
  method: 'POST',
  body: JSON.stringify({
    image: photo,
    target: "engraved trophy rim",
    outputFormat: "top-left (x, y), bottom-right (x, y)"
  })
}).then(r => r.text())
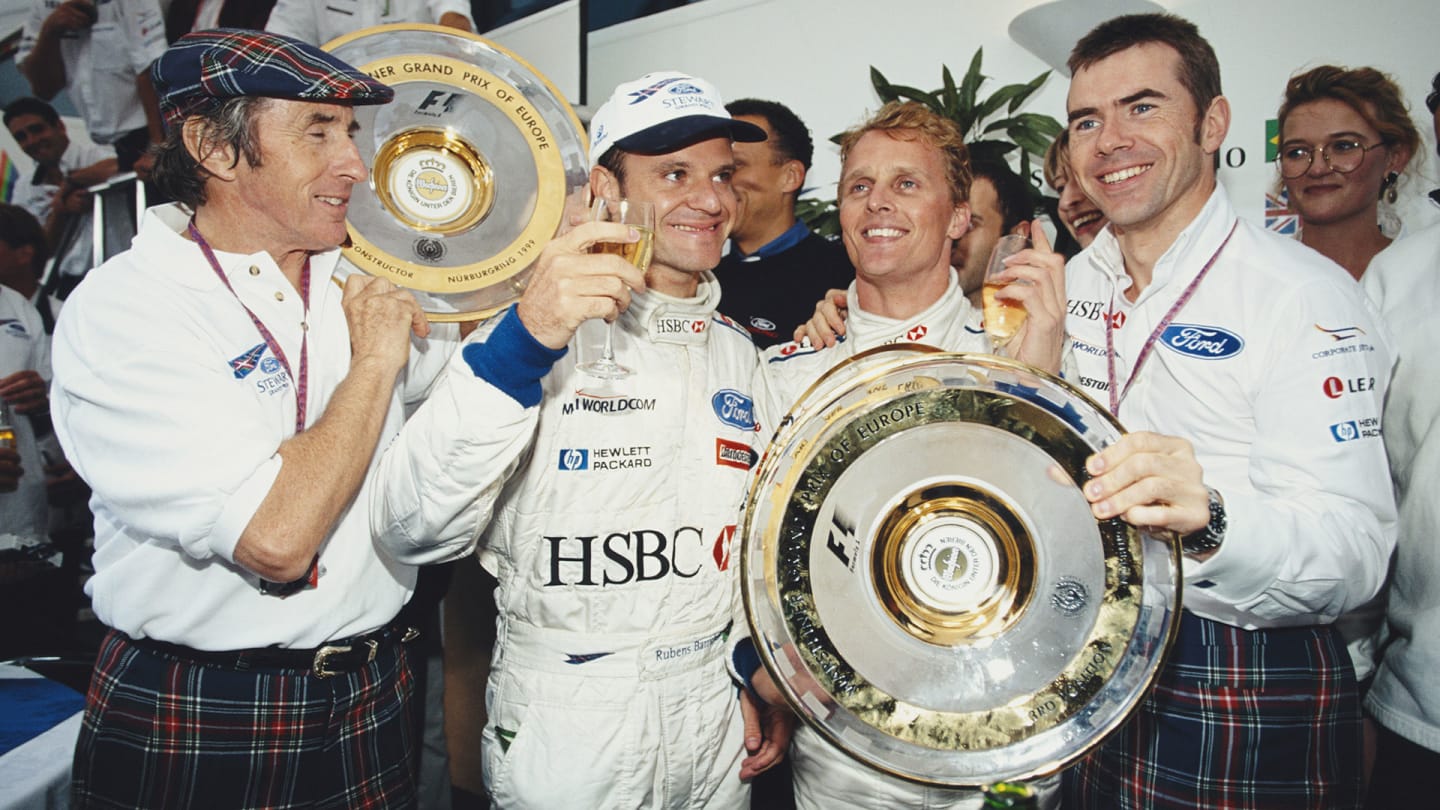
top-left (741, 348), bottom-right (1182, 786)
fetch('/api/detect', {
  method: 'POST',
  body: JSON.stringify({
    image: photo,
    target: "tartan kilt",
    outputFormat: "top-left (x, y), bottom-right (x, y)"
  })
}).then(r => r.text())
top-left (72, 629), bottom-right (418, 810)
top-left (1063, 611), bottom-right (1363, 809)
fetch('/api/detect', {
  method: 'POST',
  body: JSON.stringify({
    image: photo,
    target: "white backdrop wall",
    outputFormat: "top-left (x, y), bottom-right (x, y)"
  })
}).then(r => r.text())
top-left (578, 0), bottom-right (1440, 232)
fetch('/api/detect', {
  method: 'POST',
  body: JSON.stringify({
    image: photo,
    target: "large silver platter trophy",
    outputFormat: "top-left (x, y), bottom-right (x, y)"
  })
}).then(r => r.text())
top-left (743, 347), bottom-right (1181, 786)
top-left (324, 24), bottom-right (588, 321)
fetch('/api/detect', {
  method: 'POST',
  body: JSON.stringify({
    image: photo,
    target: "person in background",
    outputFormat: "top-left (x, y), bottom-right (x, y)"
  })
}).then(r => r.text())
top-left (1276, 65), bottom-right (1420, 280)
top-left (1060, 14), bottom-right (1395, 807)
top-left (950, 156), bottom-right (1033, 308)
top-left (1273, 64), bottom-right (1422, 790)
top-left (1359, 70), bottom-right (1440, 810)
top-left (4, 97), bottom-right (117, 233)
top-left (266, 0), bottom-right (473, 45)
top-left (712, 98), bottom-right (853, 347)
top-left (0, 207), bottom-right (54, 558)
top-left (164, 0), bottom-right (278, 42)
top-left (18, 0), bottom-right (167, 176)
top-left (1042, 132), bottom-right (1108, 250)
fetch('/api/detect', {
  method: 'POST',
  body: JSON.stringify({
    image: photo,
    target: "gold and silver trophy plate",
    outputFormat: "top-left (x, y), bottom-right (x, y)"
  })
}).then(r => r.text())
top-left (324, 24), bottom-right (589, 321)
top-left (743, 348), bottom-right (1181, 786)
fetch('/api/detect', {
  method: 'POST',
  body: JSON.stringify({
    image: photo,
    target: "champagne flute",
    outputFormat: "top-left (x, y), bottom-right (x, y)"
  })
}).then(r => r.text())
top-left (578, 198), bottom-right (655, 380)
top-left (982, 233), bottom-right (1031, 351)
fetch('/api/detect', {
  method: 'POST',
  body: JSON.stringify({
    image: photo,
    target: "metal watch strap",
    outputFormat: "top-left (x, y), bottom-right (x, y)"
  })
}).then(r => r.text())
top-left (1181, 487), bottom-right (1227, 556)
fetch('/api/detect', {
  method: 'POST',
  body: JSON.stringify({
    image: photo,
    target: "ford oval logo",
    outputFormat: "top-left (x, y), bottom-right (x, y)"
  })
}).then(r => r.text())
top-left (712, 389), bottom-right (758, 431)
top-left (1159, 323), bottom-right (1244, 359)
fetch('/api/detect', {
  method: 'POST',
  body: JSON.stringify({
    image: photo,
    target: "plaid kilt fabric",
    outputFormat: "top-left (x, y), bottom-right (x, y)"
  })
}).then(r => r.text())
top-left (1064, 611), bottom-right (1363, 809)
top-left (72, 630), bottom-right (417, 809)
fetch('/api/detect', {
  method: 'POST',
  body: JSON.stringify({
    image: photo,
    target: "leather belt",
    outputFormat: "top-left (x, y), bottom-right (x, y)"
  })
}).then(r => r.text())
top-left (127, 625), bottom-right (420, 678)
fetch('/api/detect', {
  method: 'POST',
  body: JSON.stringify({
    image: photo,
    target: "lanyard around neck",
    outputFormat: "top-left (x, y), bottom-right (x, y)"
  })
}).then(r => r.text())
top-left (188, 219), bottom-right (311, 435)
top-left (1105, 222), bottom-right (1237, 416)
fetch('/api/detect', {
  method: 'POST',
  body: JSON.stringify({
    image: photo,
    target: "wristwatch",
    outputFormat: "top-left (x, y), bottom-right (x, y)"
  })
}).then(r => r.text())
top-left (1180, 487), bottom-right (1227, 556)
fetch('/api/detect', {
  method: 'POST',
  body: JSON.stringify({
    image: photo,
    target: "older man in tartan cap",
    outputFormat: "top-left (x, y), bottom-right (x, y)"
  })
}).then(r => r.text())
top-left (48, 28), bottom-right (507, 808)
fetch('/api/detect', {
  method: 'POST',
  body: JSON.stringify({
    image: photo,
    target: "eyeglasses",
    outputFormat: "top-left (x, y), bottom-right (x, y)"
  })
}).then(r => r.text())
top-left (1278, 138), bottom-right (1388, 179)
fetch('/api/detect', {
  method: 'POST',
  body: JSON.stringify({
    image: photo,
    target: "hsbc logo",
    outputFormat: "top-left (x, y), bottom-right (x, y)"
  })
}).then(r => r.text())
top-left (906, 324), bottom-right (928, 341)
top-left (1322, 376), bottom-right (1375, 399)
top-left (655, 316), bottom-right (707, 335)
top-left (545, 526), bottom-right (731, 586)
top-left (713, 525), bottom-right (736, 571)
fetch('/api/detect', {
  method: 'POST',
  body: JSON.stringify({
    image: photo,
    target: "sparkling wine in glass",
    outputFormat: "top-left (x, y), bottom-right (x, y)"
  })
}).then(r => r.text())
top-left (982, 233), bottom-right (1031, 350)
top-left (578, 197), bottom-right (655, 379)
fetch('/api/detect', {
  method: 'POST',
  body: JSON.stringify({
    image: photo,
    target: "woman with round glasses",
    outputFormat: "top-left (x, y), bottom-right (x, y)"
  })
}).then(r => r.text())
top-left (1276, 65), bottom-right (1421, 279)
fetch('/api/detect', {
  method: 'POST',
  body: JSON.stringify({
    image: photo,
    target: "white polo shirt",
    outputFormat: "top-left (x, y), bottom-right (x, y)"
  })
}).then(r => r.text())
top-left (265, 0), bottom-right (473, 46)
top-left (0, 286), bottom-right (51, 550)
top-left (51, 204), bottom-right (458, 649)
top-left (1065, 186), bottom-right (1397, 631)
top-left (18, 0), bottom-right (167, 145)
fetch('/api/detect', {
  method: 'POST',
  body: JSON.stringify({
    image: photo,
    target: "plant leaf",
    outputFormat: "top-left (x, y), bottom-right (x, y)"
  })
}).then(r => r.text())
top-left (941, 65), bottom-right (959, 120)
top-left (957, 48), bottom-right (985, 133)
top-left (1007, 70), bottom-right (1051, 113)
top-left (1008, 124), bottom-right (1055, 157)
top-left (870, 66), bottom-right (897, 104)
top-left (887, 83), bottom-right (942, 109)
top-left (973, 82), bottom-right (1028, 124)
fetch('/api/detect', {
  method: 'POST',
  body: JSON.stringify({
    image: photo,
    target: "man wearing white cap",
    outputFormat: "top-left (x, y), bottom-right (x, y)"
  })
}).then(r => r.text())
top-left (374, 71), bottom-right (791, 807)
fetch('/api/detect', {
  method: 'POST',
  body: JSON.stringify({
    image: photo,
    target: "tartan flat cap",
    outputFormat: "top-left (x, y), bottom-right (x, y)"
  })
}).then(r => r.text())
top-left (153, 28), bottom-right (393, 130)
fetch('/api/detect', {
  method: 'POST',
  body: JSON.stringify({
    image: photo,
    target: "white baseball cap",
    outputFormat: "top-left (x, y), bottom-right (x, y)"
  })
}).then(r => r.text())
top-left (588, 71), bottom-right (766, 169)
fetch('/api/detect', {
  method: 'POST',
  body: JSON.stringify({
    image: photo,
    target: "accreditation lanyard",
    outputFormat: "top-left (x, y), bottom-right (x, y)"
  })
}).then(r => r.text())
top-left (189, 220), bottom-right (311, 435)
top-left (1105, 222), bottom-right (1237, 416)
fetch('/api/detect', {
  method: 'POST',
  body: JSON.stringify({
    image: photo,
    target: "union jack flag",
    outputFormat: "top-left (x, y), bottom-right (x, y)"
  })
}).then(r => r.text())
top-left (1265, 189), bottom-right (1300, 237)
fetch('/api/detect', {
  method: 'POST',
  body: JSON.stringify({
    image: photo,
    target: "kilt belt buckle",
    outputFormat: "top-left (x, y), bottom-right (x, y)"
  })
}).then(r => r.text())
top-left (312, 639), bottom-right (379, 678)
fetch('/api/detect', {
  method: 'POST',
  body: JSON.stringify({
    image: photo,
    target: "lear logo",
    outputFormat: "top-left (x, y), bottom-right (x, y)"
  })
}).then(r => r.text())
top-left (1322, 376), bottom-right (1375, 399)
top-left (416, 90), bottom-right (461, 115)
top-left (558, 448), bottom-right (589, 470)
top-left (713, 525), bottom-right (737, 571)
top-left (1158, 324), bottom-right (1244, 359)
top-left (1315, 324), bottom-right (1366, 342)
top-left (906, 324), bottom-right (929, 341)
top-left (712, 390), bottom-right (758, 431)
top-left (715, 438), bottom-right (757, 470)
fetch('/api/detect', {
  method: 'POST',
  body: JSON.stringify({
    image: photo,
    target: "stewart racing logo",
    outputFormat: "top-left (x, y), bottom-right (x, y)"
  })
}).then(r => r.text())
top-left (229, 343), bottom-right (268, 379)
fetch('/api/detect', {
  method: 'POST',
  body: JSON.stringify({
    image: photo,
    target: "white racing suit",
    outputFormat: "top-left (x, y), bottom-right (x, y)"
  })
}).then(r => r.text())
top-left (755, 272), bottom-right (1059, 809)
top-left (377, 274), bottom-right (762, 808)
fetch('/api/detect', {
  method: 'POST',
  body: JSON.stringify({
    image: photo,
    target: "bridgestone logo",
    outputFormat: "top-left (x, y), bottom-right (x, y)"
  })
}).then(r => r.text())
top-left (715, 438), bottom-right (756, 470)
top-left (562, 396), bottom-right (657, 416)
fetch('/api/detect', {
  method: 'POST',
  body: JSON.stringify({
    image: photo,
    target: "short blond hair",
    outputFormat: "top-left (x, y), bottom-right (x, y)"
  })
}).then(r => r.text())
top-left (837, 101), bottom-right (971, 204)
